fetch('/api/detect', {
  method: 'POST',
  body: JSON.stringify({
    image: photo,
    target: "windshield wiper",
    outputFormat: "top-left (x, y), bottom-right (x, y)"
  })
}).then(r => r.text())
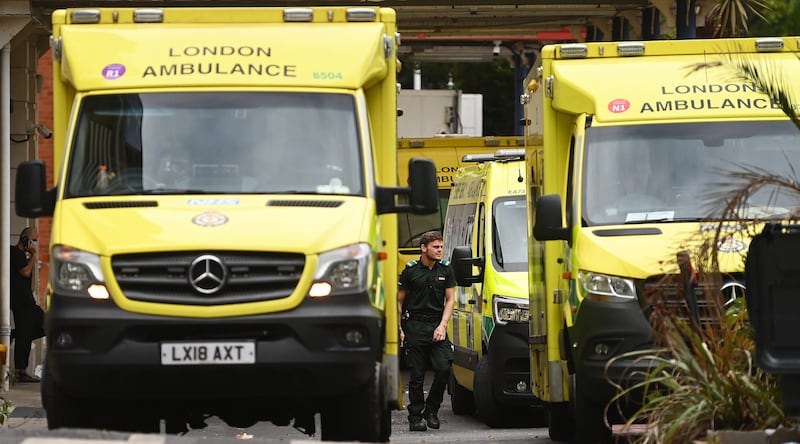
top-left (623, 217), bottom-right (704, 224)
top-left (140, 188), bottom-right (208, 194)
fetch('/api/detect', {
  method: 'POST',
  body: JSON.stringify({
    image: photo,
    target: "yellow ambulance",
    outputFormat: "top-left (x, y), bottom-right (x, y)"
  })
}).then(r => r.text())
top-left (14, 7), bottom-right (438, 441)
top-left (524, 37), bottom-right (800, 443)
top-left (443, 149), bottom-right (544, 427)
top-left (397, 136), bottom-right (525, 274)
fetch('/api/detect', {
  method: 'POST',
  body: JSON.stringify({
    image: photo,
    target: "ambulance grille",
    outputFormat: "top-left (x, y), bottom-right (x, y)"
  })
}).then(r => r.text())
top-left (111, 251), bottom-right (305, 305)
top-left (638, 273), bottom-right (744, 328)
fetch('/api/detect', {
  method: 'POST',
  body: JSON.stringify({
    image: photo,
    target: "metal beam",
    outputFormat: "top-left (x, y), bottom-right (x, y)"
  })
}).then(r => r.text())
top-left (28, 0), bottom-right (665, 63)
top-left (29, 0), bottom-right (651, 39)
top-left (0, 16), bottom-right (31, 49)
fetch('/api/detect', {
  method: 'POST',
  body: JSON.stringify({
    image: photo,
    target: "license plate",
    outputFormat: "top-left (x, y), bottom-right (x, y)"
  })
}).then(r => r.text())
top-left (161, 341), bottom-right (256, 365)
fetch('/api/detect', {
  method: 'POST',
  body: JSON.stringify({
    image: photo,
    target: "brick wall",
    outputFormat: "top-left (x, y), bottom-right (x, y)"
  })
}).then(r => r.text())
top-left (35, 50), bottom-right (53, 306)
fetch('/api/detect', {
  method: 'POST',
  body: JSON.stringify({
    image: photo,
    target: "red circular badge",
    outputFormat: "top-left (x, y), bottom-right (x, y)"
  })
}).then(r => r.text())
top-left (608, 99), bottom-right (630, 113)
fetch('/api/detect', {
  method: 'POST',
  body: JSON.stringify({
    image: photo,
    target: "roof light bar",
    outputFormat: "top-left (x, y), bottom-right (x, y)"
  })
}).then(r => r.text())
top-left (495, 149), bottom-right (525, 159)
top-left (462, 149), bottom-right (525, 163)
top-left (559, 44), bottom-right (588, 58)
top-left (755, 38), bottom-right (784, 52)
top-left (462, 154), bottom-right (496, 163)
top-left (133, 9), bottom-right (164, 23)
top-left (617, 43), bottom-right (645, 56)
top-left (347, 8), bottom-right (377, 22)
top-left (71, 9), bottom-right (101, 24)
top-left (284, 8), bottom-right (314, 22)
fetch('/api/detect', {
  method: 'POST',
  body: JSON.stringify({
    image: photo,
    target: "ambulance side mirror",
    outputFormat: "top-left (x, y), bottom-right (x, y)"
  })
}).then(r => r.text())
top-left (451, 246), bottom-right (483, 286)
top-left (15, 160), bottom-right (55, 218)
top-left (408, 157), bottom-right (438, 214)
top-left (533, 194), bottom-right (569, 241)
top-left (376, 158), bottom-right (438, 215)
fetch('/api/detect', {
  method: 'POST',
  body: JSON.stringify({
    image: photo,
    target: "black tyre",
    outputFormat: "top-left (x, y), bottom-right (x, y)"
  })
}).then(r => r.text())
top-left (574, 375), bottom-right (612, 444)
top-left (321, 362), bottom-right (389, 442)
top-left (449, 368), bottom-right (475, 415)
top-left (377, 364), bottom-right (391, 443)
top-left (42, 362), bottom-right (91, 430)
top-left (547, 401), bottom-right (574, 442)
top-left (473, 357), bottom-right (506, 427)
top-left (43, 362), bottom-right (159, 433)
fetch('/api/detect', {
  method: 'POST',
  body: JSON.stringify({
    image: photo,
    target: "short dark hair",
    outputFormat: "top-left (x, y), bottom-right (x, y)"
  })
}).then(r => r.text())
top-left (419, 230), bottom-right (443, 246)
top-left (19, 227), bottom-right (32, 239)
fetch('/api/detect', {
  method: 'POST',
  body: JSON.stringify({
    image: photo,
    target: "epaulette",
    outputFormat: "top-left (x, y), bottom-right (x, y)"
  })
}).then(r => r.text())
top-left (440, 259), bottom-right (450, 266)
top-left (406, 260), bottom-right (419, 268)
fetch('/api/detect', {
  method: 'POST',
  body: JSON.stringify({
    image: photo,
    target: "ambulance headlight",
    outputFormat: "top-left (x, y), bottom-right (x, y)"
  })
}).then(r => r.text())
top-left (578, 270), bottom-right (636, 302)
top-left (51, 246), bottom-right (106, 295)
top-left (311, 243), bottom-right (371, 297)
top-left (494, 295), bottom-right (530, 325)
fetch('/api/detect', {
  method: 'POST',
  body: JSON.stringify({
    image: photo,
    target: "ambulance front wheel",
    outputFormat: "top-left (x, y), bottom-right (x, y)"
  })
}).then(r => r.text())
top-left (573, 373), bottom-right (612, 444)
top-left (449, 368), bottom-right (475, 415)
top-left (320, 361), bottom-right (389, 442)
top-left (547, 401), bottom-right (573, 442)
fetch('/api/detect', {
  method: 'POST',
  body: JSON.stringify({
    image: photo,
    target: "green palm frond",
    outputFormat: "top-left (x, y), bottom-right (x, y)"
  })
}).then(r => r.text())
top-left (723, 55), bottom-right (800, 130)
top-left (686, 53), bottom-right (800, 130)
top-left (706, 0), bottom-right (771, 37)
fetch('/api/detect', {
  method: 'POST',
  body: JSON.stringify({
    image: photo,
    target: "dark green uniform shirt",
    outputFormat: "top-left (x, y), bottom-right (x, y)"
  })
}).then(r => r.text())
top-left (399, 258), bottom-right (456, 316)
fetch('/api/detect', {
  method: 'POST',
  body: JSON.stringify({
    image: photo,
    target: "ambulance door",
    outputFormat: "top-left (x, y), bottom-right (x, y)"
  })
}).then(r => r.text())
top-left (444, 187), bottom-right (478, 361)
top-left (472, 189), bottom-right (487, 358)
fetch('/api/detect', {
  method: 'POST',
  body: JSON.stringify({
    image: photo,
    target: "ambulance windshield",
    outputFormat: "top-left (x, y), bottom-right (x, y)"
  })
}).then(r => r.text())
top-left (582, 120), bottom-right (800, 225)
top-left (64, 92), bottom-right (364, 197)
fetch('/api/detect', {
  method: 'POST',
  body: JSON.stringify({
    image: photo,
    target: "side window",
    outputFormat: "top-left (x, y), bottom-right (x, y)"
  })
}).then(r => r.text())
top-left (565, 135), bottom-right (576, 228)
top-left (443, 202), bottom-right (477, 261)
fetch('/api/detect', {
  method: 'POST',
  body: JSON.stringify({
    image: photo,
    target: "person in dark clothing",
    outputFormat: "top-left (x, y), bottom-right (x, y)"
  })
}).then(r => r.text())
top-left (398, 230), bottom-right (456, 432)
top-left (10, 227), bottom-right (45, 383)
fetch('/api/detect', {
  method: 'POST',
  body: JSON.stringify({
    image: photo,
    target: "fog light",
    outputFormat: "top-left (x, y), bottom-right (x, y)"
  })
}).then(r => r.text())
top-left (309, 282), bottom-right (332, 298)
top-left (55, 332), bottom-right (74, 347)
top-left (343, 329), bottom-right (366, 346)
top-left (88, 284), bottom-right (109, 300)
top-left (515, 381), bottom-right (528, 392)
top-left (594, 343), bottom-right (610, 356)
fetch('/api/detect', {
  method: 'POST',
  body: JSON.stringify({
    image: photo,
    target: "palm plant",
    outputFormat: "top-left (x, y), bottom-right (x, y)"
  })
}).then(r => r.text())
top-left (706, 0), bottom-right (771, 37)
top-left (0, 397), bottom-right (10, 427)
top-left (608, 296), bottom-right (789, 443)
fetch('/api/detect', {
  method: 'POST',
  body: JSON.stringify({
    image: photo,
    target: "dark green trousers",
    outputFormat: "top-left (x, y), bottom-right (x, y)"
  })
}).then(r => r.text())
top-left (404, 319), bottom-right (454, 419)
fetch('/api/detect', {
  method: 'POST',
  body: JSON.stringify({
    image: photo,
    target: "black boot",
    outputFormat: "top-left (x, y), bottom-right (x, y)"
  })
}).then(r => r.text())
top-left (409, 416), bottom-right (427, 431)
top-left (423, 410), bottom-right (440, 429)
top-left (15, 370), bottom-right (40, 383)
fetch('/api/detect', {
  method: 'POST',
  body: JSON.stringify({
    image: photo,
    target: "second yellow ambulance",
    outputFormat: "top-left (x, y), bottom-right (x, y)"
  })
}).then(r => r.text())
top-left (444, 149), bottom-right (543, 427)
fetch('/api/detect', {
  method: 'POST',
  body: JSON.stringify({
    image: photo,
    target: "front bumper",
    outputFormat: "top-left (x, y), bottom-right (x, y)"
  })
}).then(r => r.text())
top-left (570, 299), bottom-right (655, 404)
top-left (45, 291), bottom-right (383, 401)
top-left (486, 322), bottom-right (541, 405)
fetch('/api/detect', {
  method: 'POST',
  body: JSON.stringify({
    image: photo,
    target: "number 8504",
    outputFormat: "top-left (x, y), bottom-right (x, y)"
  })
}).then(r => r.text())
top-left (313, 72), bottom-right (343, 80)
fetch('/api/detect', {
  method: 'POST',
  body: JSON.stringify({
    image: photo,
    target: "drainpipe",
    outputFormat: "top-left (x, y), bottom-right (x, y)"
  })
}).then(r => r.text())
top-left (1, 44), bottom-right (11, 392)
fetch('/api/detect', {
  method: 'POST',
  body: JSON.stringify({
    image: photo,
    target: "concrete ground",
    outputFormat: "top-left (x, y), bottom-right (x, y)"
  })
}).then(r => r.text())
top-left (1, 378), bottom-right (46, 431)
